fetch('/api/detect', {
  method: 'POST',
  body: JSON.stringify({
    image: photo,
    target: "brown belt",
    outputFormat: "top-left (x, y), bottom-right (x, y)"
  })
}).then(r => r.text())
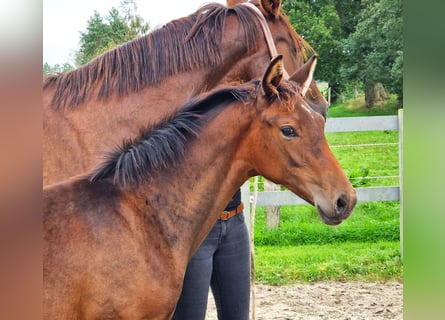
top-left (219, 203), bottom-right (244, 220)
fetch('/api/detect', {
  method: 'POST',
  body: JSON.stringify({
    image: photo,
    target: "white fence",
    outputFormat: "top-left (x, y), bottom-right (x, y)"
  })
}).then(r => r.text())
top-left (241, 110), bottom-right (403, 254)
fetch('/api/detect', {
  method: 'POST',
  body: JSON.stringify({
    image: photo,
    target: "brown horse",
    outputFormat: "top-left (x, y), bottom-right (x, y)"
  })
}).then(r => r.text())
top-left (43, 56), bottom-right (356, 320)
top-left (43, 0), bottom-right (328, 185)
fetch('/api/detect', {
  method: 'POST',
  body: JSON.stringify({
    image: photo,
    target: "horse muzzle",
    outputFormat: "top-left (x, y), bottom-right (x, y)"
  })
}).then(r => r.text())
top-left (316, 190), bottom-right (357, 226)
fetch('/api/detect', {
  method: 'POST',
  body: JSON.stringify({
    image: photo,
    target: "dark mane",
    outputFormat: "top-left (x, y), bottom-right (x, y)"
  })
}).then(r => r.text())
top-left (43, 3), bottom-right (263, 108)
top-left (88, 85), bottom-right (254, 187)
top-left (43, 2), bottom-right (313, 109)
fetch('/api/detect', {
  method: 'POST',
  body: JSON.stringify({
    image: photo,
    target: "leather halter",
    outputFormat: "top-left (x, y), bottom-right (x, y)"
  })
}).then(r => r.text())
top-left (242, 2), bottom-right (290, 79)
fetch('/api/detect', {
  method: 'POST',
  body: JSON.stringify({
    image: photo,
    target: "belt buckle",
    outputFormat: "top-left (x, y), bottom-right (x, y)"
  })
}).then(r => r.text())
top-left (220, 210), bottom-right (230, 220)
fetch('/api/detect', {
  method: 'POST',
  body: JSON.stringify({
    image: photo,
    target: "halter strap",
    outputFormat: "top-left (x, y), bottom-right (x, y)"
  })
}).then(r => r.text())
top-left (241, 2), bottom-right (290, 79)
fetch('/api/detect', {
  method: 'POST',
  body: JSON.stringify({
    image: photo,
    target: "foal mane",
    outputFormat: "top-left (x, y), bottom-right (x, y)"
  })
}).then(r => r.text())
top-left (44, 3), bottom-right (258, 108)
top-left (88, 85), bottom-right (254, 187)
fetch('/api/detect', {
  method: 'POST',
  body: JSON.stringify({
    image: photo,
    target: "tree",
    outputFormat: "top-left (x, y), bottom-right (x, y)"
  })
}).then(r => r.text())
top-left (340, 0), bottom-right (403, 107)
top-left (283, 0), bottom-right (340, 87)
top-left (282, 0), bottom-right (364, 99)
top-left (75, 0), bottom-right (150, 66)
top-left (43, 62), bottom-right (74, 75)
top-left (283, 0), bottom-right (402, 107)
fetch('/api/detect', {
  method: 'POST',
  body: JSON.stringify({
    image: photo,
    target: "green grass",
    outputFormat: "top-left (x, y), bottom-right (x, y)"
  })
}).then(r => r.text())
top-left (254, 242), bottom-right (402, 285)
top-left (327, 93), bottom-right (400, 118)
top-left (252, 202), bottom-right (402, 284)
top-left (326, 130), bottom-right (399, 187)
top-left (251, 103), bottom-right (402, 284)
top-left (253, 202), bottom-right (400, 246)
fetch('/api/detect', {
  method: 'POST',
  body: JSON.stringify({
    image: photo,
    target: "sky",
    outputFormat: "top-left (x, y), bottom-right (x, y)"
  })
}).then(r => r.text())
top-left (43, 0), bottom-right (225, 66)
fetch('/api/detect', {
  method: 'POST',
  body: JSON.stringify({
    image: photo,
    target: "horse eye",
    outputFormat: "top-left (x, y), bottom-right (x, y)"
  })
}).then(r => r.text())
top-left (280, 126), bottom-right (298, 138)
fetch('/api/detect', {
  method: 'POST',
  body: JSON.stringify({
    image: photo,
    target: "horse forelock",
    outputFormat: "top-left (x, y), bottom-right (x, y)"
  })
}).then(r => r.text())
top-left (45, 3), bottom-right (265, 109)
top-left (89, 85), bottom-right (252, 188)
top-left (266, 80), bottom-right (300, 112)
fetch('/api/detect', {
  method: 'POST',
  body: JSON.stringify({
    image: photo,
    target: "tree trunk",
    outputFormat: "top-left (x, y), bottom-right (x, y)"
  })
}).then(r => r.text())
top-left (373, 82), bottom-right (388, 102)
top-left (264, 179), bottom-right (280, 229)
top-left (365, 82), bottom-right (388, 109)
top-left (364, 82), bottom-right (375, 109)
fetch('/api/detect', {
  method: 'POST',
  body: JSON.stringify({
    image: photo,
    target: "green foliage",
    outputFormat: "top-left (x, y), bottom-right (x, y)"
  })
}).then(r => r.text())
top-left (283, 0), bottom-right (344, 90)
top-left (328, 93), bottom-right (400, 117)
top-left (282, 0), bottom-right (403, 107)
top-left (43, 62), bottom-right (74, 75)
top-left (75, 0), bottom-right (150, 66)
top-left (340, 0), bottom-right (403, 105)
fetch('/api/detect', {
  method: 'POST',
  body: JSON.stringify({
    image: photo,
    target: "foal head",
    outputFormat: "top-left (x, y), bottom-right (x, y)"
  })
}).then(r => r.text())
top-left (243, 56), bottom-right (356, 225)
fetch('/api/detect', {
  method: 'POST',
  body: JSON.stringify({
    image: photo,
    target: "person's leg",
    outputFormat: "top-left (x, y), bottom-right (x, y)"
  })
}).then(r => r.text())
top-left (211, 212), bottom-right (251, 320)
top-left (172, 222), bottom-right (220, 320)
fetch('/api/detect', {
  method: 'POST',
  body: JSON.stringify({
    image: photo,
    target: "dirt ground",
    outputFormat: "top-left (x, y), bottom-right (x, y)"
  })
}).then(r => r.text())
top-left (206, 281), bottom-right (403, 320)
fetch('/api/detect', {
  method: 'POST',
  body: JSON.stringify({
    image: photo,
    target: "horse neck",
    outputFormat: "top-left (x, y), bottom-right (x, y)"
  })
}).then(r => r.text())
top-left (130, 102), bottom-right (254, 263)
top-left (43, 10), bottom-right (275, 184)
top-left (44, 8), bottom-right (274, 110)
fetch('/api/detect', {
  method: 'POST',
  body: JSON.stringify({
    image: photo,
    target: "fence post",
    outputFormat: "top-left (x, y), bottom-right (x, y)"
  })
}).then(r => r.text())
top-left (264, 179), bottom-right (280, 229)
top-left (241, 180), bottom-right (251, 232)
top-left (398, 109), bottom-right (403, 258)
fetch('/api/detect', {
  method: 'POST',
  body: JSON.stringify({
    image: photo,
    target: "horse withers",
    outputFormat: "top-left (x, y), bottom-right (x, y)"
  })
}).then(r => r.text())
top-left (43, 56), bottom-right (356, 319)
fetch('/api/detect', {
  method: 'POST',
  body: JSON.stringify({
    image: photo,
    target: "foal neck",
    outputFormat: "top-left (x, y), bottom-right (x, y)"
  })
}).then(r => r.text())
top-left (132, 101), bottom-right (254, 261)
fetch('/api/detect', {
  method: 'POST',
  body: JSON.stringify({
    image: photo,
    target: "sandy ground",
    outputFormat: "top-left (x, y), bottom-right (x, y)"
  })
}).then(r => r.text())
top-left (206, 281), bottom-right (402, 320)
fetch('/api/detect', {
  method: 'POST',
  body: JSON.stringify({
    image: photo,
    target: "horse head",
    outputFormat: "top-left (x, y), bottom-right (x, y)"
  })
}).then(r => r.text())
top-left (244, 55), bottom-right (356, 225)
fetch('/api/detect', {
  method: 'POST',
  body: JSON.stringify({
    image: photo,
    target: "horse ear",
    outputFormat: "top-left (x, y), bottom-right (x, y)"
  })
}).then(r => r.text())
top-left (289, 55), bottom-right (317, 98)
top-left (262, 55), bottom-right (284, 98)
top-left (227, 0), bottom-right (244, 6)
top-left (260, 0), bottom-right (281, 18)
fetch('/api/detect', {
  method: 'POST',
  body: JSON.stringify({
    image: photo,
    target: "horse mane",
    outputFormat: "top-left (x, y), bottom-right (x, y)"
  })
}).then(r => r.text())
top-left (43, 1), bottom-right (313, 109)
top-left (43, 3), bottom-right (263, 109)
top-left (88, 84), bottom-right (255, 187)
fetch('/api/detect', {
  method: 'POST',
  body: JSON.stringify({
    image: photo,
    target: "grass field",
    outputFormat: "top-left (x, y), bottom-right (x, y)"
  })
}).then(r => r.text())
top-left (252, 202), bottom-right (401, 284)
top-left (254, 242), bottom-right (402, 284)
top-left (327, 130), bottom-right (399, 187)
top-left (327, 93), bottom-right (400, 118)
top-left (251, 100), bottom-right (403, 284)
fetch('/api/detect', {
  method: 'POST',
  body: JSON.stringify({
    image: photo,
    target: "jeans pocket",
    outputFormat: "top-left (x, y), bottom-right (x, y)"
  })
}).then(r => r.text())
top-left (236, 211), bottom-right (245, 222)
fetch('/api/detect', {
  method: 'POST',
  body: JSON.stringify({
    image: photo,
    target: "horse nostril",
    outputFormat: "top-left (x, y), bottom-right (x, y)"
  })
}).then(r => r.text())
top-left (336, 194), bottom-right (348, 214)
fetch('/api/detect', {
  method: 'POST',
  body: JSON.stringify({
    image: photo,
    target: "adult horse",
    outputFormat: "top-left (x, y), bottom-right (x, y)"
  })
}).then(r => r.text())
top-left (43, 56), bottom-right (356, 320)
top-left (43, 0), bottom-right (328, 185)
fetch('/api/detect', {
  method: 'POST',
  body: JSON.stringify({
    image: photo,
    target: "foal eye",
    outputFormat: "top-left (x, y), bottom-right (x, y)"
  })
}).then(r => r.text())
top-left (280, 126), bottom-right (298, 138)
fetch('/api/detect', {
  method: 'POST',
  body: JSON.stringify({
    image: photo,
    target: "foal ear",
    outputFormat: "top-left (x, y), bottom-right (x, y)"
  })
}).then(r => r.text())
top-left (289, 55), bottom-right (317, 98)
top-left (226, 0), bottom-right (245, 6)
top-left (262, 55), bottom-right (284, 98)
top-left (260, 0), bottom-right (281, 18)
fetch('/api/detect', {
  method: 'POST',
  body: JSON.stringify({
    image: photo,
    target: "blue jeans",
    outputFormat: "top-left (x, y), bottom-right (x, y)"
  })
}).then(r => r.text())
top-left (173, 212), bottom-right (250, 320)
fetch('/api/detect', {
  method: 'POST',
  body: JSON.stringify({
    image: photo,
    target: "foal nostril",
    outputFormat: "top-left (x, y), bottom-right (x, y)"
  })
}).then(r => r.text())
top-left (336, 194), bottom-right (348, 215)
